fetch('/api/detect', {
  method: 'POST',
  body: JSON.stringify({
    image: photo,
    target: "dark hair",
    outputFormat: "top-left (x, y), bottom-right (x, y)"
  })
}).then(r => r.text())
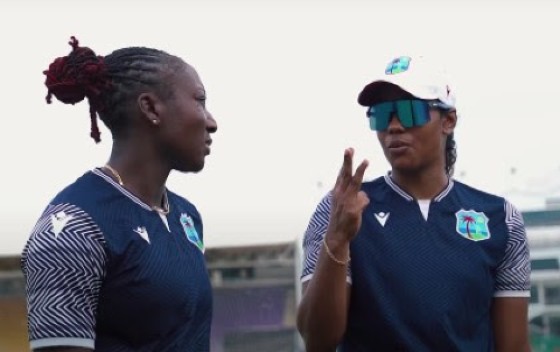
top-left (43, 36), bottom-right (184, 143)
top-left (445, 133), bottom-right (457, 176)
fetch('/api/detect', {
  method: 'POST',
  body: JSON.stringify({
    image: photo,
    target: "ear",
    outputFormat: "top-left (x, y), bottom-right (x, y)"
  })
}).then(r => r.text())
top-left (441, 110), bottom-right (457, 136)
top-left (137, 92), bottom-right (165, 126)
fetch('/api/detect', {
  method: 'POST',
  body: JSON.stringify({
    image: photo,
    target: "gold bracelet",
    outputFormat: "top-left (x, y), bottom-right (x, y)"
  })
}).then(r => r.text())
top-left (323, 237), bottom-right (350, 266)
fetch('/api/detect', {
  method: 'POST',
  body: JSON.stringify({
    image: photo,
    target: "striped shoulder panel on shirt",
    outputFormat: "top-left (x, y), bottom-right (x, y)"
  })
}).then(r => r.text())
top-left (301, 192), bottom-right (352, 284)
top-left (494, 200), bottom-right (531, 297)
top-left (22, 203), bottom-right (108, 349)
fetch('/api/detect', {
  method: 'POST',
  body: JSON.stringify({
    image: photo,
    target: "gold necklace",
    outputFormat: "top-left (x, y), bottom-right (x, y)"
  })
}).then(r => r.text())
top-left (103, 164), bottom-right (170, 215)
top-left (104, 164), bottom-right (124, 186)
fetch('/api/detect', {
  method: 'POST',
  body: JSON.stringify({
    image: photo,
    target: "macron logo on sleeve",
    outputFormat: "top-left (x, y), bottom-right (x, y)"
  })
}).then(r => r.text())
top-left (51, 211), bottom-right (74, 238)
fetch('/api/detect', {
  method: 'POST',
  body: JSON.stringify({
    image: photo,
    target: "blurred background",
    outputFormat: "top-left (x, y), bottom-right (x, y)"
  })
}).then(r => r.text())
top-left (1, 0), bottom-right (560, 350)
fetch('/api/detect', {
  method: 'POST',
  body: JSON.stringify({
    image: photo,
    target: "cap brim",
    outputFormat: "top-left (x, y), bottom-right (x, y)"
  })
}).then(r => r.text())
top-left (357, 80), bottom-right (418, 106)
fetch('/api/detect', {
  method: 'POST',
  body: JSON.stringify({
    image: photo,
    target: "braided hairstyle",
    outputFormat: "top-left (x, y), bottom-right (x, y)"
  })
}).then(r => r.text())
top-left (44, 36), bottom-right (185, 143)
top-left (445, 133), bottom-right (457, 176)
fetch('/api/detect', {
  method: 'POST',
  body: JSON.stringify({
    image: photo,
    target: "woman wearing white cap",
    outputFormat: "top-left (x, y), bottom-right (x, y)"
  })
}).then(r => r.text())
top-left (297, 56), bottom-right (530, 351)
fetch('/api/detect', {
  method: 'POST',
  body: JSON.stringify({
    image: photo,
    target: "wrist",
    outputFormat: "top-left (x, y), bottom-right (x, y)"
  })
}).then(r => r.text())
top-left (325, 231), bottom-right (351, 249)
top-left (323, 235), bottom-right (351, 266)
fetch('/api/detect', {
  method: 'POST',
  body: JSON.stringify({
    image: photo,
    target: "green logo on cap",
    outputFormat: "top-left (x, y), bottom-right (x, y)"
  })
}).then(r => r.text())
top-left (385, 56), bottom-right (411, 75)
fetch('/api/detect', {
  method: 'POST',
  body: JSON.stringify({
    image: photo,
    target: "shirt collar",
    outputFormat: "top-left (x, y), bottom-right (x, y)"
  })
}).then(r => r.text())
top-left (383, 172), bottom-right (454, 202)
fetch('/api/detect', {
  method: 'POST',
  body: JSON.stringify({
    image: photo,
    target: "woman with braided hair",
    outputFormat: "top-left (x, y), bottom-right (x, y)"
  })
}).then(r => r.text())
top-left (21, 37), bottom-right (218, 352)
top-left (297, 55), bottom-right (530, 351)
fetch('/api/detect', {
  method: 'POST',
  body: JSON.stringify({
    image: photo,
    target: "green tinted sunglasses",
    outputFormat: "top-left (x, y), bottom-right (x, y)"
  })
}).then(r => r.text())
top-left (366, 99), bottom-right (450, 131)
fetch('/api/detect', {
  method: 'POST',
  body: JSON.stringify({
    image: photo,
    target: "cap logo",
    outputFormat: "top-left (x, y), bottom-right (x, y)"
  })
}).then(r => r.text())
top-left (385, 56), bottom-right (411, 75)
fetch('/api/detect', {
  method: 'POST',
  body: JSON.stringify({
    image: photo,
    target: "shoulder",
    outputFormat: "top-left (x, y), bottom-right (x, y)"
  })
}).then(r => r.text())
top-left (50, 170), bottom-right (100, 201)
top-left (22, 201), bottom-right (109, 286)
top-left (34, 170), bottom-right (145, 252)
top-left (167, 190), bottom-right (201, 218)
top-left (451, 180), bottom-right (526, 234)
top-left (451, 179), bottom-right (507, 207)
top-left (361, 175), bottom-right (393, 201)
top-left (361, 175), bottom-right (387, 190)
top-left (24, 170), bottom-right (110, 256)
top-left (49, 169), bottom-right (118, 216)
top-left (32, 170), bottom-right (114, 238)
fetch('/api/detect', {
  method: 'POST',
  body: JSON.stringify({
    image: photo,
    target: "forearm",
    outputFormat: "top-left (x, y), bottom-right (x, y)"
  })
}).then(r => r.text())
top-left (492, 297), bottom-right (530, 352)
top-left (297, 235), bottom-right (351, 352)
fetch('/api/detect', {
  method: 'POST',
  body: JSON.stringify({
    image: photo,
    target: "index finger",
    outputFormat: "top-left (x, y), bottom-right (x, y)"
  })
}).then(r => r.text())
top-left (335, 148), bottom-right (354, 189)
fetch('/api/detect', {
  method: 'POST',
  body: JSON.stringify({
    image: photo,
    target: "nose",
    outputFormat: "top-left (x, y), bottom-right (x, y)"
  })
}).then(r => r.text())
top-left (386, 113), bottom-right (404, 133)
top-left (206, 111), bottom-right (217, 134)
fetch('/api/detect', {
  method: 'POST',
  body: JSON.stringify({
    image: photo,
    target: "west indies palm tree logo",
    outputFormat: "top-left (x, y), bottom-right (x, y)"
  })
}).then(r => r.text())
top-left (180, 213), bottom-right (204, 253)
top-left (455, 209), bottom-right (491, 241)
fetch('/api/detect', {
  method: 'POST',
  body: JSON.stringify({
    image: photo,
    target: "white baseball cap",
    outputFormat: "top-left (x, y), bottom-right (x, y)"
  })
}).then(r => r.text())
top-left (357, 55), bottom-right (456, 109)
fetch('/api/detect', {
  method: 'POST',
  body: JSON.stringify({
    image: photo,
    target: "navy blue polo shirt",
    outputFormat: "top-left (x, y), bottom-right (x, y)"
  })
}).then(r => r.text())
top-left (301, 174), bottom-right (530, 351)
top-left (22, 168), bottom-right (212, 351)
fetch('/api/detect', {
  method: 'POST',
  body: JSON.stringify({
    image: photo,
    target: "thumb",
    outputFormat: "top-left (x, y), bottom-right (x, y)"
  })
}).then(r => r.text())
top-left (357, 191), bottom-right (370, 209)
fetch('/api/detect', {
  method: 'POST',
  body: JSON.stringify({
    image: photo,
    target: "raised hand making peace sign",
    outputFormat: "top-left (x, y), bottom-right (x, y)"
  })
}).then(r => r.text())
top-left (327, 148), bottom-right (370, 243)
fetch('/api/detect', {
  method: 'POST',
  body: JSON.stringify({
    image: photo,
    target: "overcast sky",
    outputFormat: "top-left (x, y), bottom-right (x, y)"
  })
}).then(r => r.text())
top-left (1, 0), bottom-right (559, 255)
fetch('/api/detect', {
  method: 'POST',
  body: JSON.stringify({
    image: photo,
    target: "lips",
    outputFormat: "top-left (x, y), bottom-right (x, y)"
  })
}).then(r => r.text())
top-left (204, 139), bottom-right (212, 155)
top-left (385, 139), bottom-right (411, 157)
top-left (386, 140), bottom-right (410, 149)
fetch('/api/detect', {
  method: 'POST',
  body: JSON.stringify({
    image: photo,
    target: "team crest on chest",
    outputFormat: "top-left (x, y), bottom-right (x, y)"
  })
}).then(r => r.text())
top-left (455, 209), bottom-right (491, 242)
top-left (180, 213), bottom-right (204, 252)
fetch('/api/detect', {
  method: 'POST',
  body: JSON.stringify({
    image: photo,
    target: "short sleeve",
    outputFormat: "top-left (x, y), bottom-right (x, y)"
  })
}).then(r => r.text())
top-left (300, 192), bottom-right (352, 284)
top-left (494, 200), bottom-right (531, 297)
top-left (21, 203), bottom-right (108, 350)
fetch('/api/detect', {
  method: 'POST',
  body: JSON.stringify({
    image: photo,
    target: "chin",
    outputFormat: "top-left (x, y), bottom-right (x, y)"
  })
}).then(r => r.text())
top-left (389, 160), bottom-right (419, 174)
top-left (173, 159), bottom-right (206, 173)
top-left (191, 162), bottom-right (205, 173)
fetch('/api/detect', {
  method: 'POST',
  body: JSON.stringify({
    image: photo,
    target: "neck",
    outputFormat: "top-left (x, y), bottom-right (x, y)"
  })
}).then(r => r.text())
top-left (391, 164), bottom-right (449, 200)
top-left (106, 140), bottom-right (170, 209)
